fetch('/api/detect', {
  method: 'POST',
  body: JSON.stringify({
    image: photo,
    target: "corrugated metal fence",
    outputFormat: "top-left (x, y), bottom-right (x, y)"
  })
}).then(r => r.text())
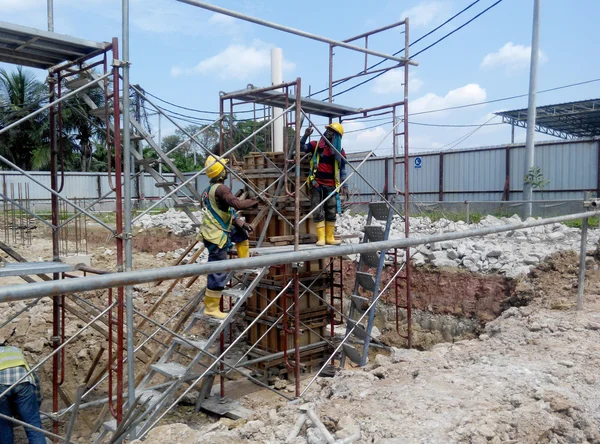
top-left (1, 139), bottom-right (598, 213)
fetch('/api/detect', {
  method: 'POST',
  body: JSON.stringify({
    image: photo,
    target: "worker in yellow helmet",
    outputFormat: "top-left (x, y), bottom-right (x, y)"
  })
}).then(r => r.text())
top-left (197, 155), bottom-right (260, 319)
top-left (301, 122), bottom-right (349, 246)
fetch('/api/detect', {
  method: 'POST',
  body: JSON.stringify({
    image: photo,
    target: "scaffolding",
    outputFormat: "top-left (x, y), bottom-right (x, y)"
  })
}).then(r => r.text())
top-left (0, 3), bottom-right (420, 442)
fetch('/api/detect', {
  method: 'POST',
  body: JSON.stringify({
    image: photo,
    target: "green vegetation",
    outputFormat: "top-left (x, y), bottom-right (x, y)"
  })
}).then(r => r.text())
top-left (563, 217), bottom-right (599, 229)
top-left (1, 66), bottom-right (282, 174)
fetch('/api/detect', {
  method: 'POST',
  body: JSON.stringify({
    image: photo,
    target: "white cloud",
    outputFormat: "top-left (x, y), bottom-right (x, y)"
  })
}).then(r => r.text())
top-left (400, 1), bottom-right (452, 28)
top-left (2, 0), bottom-right (44, 12)
top-left (372, 70), bottom-right (424, 95)
top-left (481, 42), bottom-right (548, 73)
top-left (410, 83), bottom-right (487, 116)
top-left (171, 40), bottom-right (296, 80)
top-left (342, 121), bottom-right (392, 153)
top-left (208, 13), bottom-right (236, 26)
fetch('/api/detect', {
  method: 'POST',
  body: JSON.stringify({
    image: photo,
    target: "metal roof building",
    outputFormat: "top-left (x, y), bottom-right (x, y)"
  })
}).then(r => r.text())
top-left (496, 98), bottom-right (600, 140)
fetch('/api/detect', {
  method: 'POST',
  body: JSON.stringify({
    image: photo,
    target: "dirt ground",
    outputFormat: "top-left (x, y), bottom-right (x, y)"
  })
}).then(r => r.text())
top-left (3, 223), bottom-right (600, 443)
top-left (138, 251), bottom-right (600, 444)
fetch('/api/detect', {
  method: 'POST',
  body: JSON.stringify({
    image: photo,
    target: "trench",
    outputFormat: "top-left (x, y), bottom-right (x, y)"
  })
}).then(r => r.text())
top-left (340, 261), bottom-right (521, 350)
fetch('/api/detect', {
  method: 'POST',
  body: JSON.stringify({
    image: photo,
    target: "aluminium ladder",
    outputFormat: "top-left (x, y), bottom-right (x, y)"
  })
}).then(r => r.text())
top-left (340, 201), bottom-right (394, 367)
top-left (93, 266), bottom-right (268, 443)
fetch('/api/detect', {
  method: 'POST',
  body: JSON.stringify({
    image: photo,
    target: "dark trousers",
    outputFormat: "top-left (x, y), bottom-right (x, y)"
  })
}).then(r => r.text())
top-left (203, 241), bottom-right (229, 291)
top-left (0, 383), bottom-right (45, 444)
top-left (310, 185), bottom-right (337, 223)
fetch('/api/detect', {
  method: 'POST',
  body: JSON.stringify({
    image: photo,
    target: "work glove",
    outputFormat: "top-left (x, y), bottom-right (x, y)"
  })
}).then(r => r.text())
top-left (303, 126), bottom-right (314, 138)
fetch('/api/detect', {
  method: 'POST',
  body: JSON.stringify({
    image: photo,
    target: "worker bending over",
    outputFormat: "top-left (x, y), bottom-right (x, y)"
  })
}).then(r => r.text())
top-left (197, 155), bottom-right (260, 319)
top-left (0, 346), bottom-right (45, 444)
top-left (301, 123), bottom-right (349, 246)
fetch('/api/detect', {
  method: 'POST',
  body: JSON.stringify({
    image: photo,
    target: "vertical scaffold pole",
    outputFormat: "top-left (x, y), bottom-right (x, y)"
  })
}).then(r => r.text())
top-left (403, 19), bottom-right (412, 349)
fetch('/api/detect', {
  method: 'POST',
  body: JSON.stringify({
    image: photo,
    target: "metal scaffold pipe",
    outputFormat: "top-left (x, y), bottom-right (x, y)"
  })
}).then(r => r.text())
top-left (0, 210), bottom-right (597, 303)
top-left (174, 0), bottom-right (417, 65)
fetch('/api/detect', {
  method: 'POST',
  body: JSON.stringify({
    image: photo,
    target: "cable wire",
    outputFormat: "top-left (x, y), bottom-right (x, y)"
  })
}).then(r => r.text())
top-left (308, 0), bottom-right (485, 98)
top-left (331, 0), bottom-right (504, 99)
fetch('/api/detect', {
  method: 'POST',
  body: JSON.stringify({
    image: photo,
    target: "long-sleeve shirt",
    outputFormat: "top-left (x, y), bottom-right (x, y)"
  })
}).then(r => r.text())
top-left (300, 135), bottom-right (347, 187)
top-left (213, 183), bottom-right (258, 213)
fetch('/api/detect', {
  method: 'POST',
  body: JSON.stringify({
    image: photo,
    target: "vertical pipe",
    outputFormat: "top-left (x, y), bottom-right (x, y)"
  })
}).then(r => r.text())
top-left (511, 123), bottom-right (515, 144)
top-left (577, 217), bottom-right (588, 311)
top-left (121, 0), bottom-right (135, 428)
top-left (596, 141), bottom-right (600, 199)
top-left (293, 265), bottom-right (300, 397)
top-left (403, 19), bottom-right (412, 349)
top-left (523, 0), bottom-right (541, 218)
top-left (294, 79), bottom-right (301, 251)
top-left (111, 37), bottom-right (124, 424)
top-left (328, 45), bottom-right (334, 103)
top-left (271, 48), bottom-right (283, 152)
top-left (48, 73), bottom-right (60, 439)
top-left (438, 152), bottom-right (444, 202)
top-left (47, 0), bottom-right (54, 32)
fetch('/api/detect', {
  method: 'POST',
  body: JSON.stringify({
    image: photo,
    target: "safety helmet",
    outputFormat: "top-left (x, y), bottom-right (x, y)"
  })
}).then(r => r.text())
top-left (325, 122), bottom-right (344, 137)
top-left (205, 155), bottom-right (228, 179)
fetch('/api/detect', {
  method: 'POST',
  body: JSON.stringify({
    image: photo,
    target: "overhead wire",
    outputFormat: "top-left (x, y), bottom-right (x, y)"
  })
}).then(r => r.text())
top-left (331, 0), bottom-right (505, 99)
top-left (308, 0), bottom-right (485, 98)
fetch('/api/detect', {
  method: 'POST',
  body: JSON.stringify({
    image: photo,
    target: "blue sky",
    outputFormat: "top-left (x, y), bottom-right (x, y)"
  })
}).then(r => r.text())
top-left (2, 0), bottom-right (599, 154)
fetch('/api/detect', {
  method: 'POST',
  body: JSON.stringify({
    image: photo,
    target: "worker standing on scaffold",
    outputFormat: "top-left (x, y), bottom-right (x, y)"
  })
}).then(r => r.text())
top-left (301, 123), bottom-right (349, 246)
top-left (197, 155), bottom-right (260, 320)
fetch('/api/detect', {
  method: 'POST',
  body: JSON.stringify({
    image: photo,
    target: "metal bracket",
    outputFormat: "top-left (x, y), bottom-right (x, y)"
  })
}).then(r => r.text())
top-left (51, 336), bottom-right (61, 344)
top-left (112, 59), bottom-right (131, 68)
top-left (113, 233), bottom-right (133, 240)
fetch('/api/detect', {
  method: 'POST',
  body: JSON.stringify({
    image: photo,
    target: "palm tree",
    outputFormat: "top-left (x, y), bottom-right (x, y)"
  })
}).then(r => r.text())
top-left (0, 66), bottom-right (48, 169)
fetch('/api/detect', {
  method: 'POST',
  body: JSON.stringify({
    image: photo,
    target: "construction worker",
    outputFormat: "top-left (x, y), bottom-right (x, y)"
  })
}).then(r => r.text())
top-left (301, 123), bottom-right (349, 246)
top-left (197, 155), bottom-right (260, 320)
top-left (0, 346), bottom-right (45, 444)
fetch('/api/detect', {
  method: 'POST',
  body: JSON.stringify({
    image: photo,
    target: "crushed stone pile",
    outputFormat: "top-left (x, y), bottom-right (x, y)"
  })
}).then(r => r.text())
top-left (338, 213), bottom-right (599, 279)
top-left (134, 209), bottom-right (599, 279)
top-left (137, 303), bottom-right (600, 444)
top-left (134, 208), bottom-right (203, 236)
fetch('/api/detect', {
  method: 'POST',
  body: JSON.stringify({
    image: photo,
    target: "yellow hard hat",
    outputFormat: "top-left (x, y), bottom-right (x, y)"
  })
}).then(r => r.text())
top-left (325, 122), bottom-right (344, 137)
top-left (205, 155), bottom-right (228, 179)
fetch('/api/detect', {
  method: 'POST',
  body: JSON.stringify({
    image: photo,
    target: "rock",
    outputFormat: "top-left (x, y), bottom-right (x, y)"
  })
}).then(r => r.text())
top-left (457, 244), bottom-right (468, 258)
top-left (586, 322), bottom-right (600, 331)
top-left (529, 322), bottom-right (542, 332)
top-left (24, 338), bottom-right (45, 354)
top-left (433, 257), bottom-right (458, 268)
top-left (558, 360), bottom-right (575, 368)
top-left (486, 249), bottom-right (502, 258)
top-left (523, 256), bottom-right (539, 265)
top-left (156, 252), bottom-right (166, 259)
top-left (411, 252), bottom-right (426, 266)
top-left (440, 241), bottom-right (456, 250)
top-left (371, 326), bottom-right (381, 339)
top-left (548, 232), bottom-right (566, 241)
top-left (274, 379), bottom-right (287, 390)
top-left (391, 348), bottom-right (420, 363)
top-left (307, 427), bottom-right (327, 444)
top-left (447, 249), bottom-right (459, 260)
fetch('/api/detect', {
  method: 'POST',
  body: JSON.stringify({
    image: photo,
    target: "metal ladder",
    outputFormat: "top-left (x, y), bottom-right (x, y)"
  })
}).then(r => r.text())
top-left (93, 266), bottom-right (268, 442)
top-left (340, 201), bottom-right (394, 367)
top-left (63, 71), bottom-right (203, 226)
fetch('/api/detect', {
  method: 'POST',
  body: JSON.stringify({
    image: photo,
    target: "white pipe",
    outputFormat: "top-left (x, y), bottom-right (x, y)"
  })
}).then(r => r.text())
top-left (271, 47), bottom-right (284, 153)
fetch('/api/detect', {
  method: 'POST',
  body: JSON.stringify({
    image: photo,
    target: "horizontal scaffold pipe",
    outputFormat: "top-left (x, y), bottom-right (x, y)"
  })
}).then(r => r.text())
top-left (0, 209), bottom-right (596, 303)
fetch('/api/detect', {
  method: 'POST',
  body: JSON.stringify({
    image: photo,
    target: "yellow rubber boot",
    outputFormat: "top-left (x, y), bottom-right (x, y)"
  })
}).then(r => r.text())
top-left (325, 221), bottom-right (341, 245)
top-left (315, 221), bottom-right (326, 246)
top-left (204, 289), bottom-right (227, 320)
top-left (236, 240), bottom-right (250, 258)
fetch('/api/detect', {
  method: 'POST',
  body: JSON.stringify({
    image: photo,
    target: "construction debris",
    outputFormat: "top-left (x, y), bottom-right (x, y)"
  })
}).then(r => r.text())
top-left (138, 253), bottom-right (600, 443)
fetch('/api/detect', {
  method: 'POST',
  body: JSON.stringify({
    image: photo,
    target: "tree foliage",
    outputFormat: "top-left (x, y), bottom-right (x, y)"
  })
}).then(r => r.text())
top-left (0, 66), bottom-right (296, 173)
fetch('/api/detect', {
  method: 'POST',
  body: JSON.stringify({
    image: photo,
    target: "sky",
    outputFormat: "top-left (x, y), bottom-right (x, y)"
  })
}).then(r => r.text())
top-left (2, 0), bottom-right (599, 155)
